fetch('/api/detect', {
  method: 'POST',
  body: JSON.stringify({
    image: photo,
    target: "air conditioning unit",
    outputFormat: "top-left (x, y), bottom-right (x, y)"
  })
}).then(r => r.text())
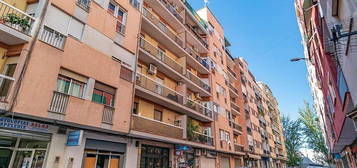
top-left (195, 149), bottom-right (201, 156)
top-left (148, 64), bottom-right (157, 75)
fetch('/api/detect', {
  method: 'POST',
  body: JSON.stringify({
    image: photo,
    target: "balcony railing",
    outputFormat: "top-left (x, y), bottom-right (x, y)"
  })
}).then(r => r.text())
top-left (185, 47), bottom-right (210, 70)
top-left (185, 70), bottom-right (210, 92)
top-left (139, 37), bottom-right (184, 75)
top-left (132, 114), bottom-right (184, 139)
top-left (136, 73), bottom-right (184, 104)
top-left (0, 1), bottom-right (35, 35)
top-left (142, 7), bottom-right (183, 47)
top-left (227, 66), bottom-right (237, 78)
top-left (231, 101), bottom-right (240, 114)
top-left (230, 120), bottom-right (242, 132)
top-left (48, 91), bottom-right (69, 114)
top-left (102, 105), bottom-right (114, 124)
top-left (0, 74), bottom-right (15, 102)
top-left (39, 26), bottom-right (66, 49)
top-left (185, 98), bottom-right (212, 118)
top-left (234, 143), bottom-right (244, 153)
top-left (229, 83), bottom-right (239, 95)
top-left (188, 131), bottom-right (213, 146)
top-left (185, 24), bottom-right (208, 48)
top-left (157, 0), bottom-right (183, 23)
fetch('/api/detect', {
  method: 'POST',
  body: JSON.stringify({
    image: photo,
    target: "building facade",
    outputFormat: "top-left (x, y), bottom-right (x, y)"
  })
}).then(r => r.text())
top-left (0, 0), bottom-right (286, 167)
top-left (295, 0), bottom-right (357, 167)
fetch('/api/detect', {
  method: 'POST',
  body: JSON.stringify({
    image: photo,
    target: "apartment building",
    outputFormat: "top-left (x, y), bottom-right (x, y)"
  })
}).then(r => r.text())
top-left (295, 0), bottom-right (357, 167)
top-left (0, 0), bottom-right (286, 167)
top-left (0, 0), bottom-right (141, 167)
top-left (237, 58), bottom-right (287, 168)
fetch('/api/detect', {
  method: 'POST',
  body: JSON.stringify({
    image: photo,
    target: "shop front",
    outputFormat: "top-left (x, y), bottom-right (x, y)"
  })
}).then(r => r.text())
top-left (0, 117), bottom-right (51, 168)
top-left (140, 144), bottom-right (170, 168)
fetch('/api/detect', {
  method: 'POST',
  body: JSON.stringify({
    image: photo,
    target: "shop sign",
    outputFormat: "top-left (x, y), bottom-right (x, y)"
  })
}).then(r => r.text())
top-left (66, 130), bottom-right (83, 146)
top-left (0, 117), bottom-right (49, 133)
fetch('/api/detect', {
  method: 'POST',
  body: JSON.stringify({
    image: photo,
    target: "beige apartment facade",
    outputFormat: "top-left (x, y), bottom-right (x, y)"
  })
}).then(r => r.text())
top-left (0, 0), bottom-right (286, 168)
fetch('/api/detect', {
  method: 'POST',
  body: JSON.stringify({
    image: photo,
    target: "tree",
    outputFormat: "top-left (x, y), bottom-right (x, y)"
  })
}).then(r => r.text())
top-left (282, 115), bottom-right (303, 166)
top-left (299, 102), bottom-right (331, 165)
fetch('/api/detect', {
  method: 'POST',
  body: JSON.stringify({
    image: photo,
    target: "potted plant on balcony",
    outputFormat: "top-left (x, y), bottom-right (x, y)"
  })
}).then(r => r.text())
top-left (187, 118), bottom-right (198, 140)
top-left (3, 13), bottom-right (31, 33)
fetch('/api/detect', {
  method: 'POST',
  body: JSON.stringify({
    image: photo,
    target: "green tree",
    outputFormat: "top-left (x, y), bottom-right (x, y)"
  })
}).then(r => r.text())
top-left (299, 102), bottom-right (330, 165)
top-left (282, 115), bottom-right (303, 166)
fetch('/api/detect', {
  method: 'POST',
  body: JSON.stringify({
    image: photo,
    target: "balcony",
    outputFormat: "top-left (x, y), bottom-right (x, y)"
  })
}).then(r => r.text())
top-left (229, 83), bottom-right (239, 98)
top-left (39, 26), bottom-right (67, 50)
top-left (136, 73), bottom-right (183, 104)
top-left (230, 120), bottom-right (242, 134)
top-left (183, 0), bottom-right (207, 31)
top-left (139, 37), bottom-right (185, 79)
top-left (131, 114), bottom-right (184, 139)
top-left (227, 66), bottom-right (237, 79)
top-left (157, 0), bottom-right (184, 23)
top-left (185, 47), bottom-right (210, 74)
top-left (0, 1), bottom-right (35, 45)
top-left (234, 143), bottom-right (244, 153)
top-left (135, 73), bottom-right (213, 122)
top-left (231, 101), bottom-right (240, 115)
top-left (185, 98), bottom-right (212, 118)
top-left (142, 7), bottom-right (186, 56)
top-left (48, 91), bottom-right (69, 114)
top-left (184, 70), bottom-right (211, 96)
top-left (187, 131), bottom-right (213, 146)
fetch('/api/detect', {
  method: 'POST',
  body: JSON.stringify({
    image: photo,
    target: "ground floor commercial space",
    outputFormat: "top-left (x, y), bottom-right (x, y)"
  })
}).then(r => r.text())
top-left (0, 117), bottom-right (136, 168)
top-left (334, 140), bottom-right (357, 168)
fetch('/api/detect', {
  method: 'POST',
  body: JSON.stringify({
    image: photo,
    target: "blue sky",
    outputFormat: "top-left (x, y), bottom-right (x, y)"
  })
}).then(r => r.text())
top-left (188, 0), bottom-right (313, 119)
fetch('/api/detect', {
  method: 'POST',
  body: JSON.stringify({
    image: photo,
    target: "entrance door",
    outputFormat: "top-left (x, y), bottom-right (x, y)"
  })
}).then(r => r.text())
top-left (11, 149), bottom-right (47, 168)
top-left (220, 157), bottom-right (230, 168)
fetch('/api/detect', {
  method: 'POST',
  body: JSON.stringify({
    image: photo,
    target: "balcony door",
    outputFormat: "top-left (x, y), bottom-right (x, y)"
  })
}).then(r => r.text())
top-left (155, 77), bottom-right (164, 95)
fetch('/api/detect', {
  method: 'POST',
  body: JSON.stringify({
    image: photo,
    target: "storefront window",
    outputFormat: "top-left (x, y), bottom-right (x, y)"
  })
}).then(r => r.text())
top-left (0, 135), bottom-right (49, 168)
top-left (140, 145), bottom-right (169, 168)
top-left (83, 150), bottom-right (122, 168)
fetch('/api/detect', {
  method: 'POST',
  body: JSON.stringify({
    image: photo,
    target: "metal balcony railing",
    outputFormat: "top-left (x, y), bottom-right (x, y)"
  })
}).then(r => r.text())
top-left (185, 70), bottom-right (210, 92)
top-left (0, 74), bottom-right (15, 102)
top-left (39, 26), bottom-right (66, 49)
top-left (185, 47), bottom-right (210, 70)
top-left (227, 66), bottom-right (236, 78)
top-left (188, 131), bottom-right (213, 146)
top-left (185, 98), bottom-right (212, 118)
top-left (142, 7), bottom-right (183, 47)
top-left (136, 73), bottom-right (184, 104)
top-left (102, 105), bottom-right (114, 124)
top-left (185, 24), bottom-right (208, 48)
top-left (139, 37), bottom-right (184, 75)
top-left (0, 1), bottom-right (36, 35)
top-left (76, 0), bottom-right (91, 11)
top-left (48, 91), bottom-right (69, 114)
top-left (157, 0), bottom-right (183, 23)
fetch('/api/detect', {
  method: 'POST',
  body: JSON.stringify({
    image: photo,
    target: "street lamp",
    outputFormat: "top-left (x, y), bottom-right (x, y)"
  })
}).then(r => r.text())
top-left (290, 57), bottom-right (308, 62)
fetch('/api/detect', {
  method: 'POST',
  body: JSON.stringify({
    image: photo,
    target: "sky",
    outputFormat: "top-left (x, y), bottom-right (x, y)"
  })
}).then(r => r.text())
top-left (188, 0), bottom-right (313, 120)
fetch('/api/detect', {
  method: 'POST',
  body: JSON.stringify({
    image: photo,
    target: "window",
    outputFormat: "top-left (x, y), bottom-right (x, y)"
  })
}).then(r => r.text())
top-left (56, 69), bottom-right (87, 98)
top-left (108, 1), bottom-right (127, 34)
top-left (0, 64), bottom-right (16, 100)
top-left (120, 66), bottom-right (133, 82)
top-left (77, 0), bottom-right (91, 11)
top-left (219, 130), bottom-right (230, 142)
top-left (92, 82), bottom-right (116, 107)
top-left (68, 18), bottom-right (85, 40)
top-left (84, 150), bottom-right (123, 168)
top-left (154, 109), bottom-right (163, 121)
top-left (337, 68), bottom-right (348, 104)
top-left (129, 0), bottom-right (141, 9)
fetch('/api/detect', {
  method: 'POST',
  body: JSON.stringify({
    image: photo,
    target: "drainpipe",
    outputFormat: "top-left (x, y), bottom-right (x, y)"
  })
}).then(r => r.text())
top-left (4, 0), bottom-right (51, 117)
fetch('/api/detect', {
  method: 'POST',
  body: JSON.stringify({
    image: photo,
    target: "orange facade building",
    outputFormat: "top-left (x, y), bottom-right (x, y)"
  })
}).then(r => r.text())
top-left (0, 0), bottom-right (286, 167)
